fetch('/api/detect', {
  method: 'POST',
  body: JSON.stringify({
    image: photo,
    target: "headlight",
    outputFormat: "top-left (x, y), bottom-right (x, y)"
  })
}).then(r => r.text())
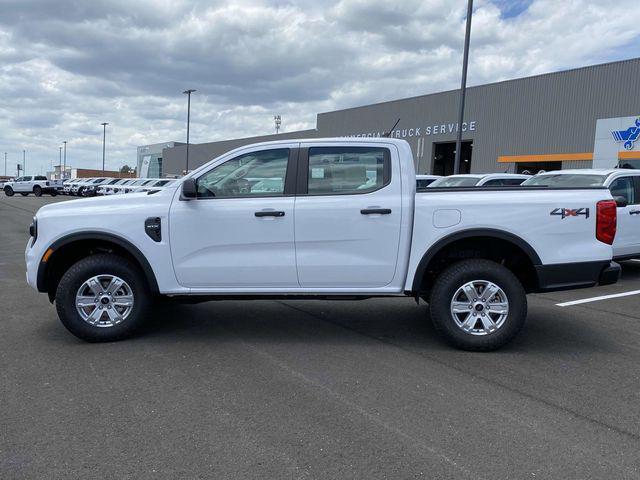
top-left (29, 216), bottom-right (37, 244)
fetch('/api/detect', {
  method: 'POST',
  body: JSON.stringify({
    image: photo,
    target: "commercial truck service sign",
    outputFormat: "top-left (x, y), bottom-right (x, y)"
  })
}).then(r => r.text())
top-left (348, 120), bottom-right (477, 139)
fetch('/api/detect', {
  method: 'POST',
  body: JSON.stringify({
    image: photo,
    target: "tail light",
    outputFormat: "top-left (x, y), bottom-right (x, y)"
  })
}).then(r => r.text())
top-left (596, 200), bottom-right (617, 245)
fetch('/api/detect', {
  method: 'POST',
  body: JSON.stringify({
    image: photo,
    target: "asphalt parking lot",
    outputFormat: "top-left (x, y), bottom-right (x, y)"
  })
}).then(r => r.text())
top-left (2, 195), bottom-right (640, 479)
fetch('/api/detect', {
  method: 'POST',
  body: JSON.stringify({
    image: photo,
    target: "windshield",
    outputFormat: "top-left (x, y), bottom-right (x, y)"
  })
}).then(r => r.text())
top-left (429, 176), bottom-right (482, 187)
top-left (522, 174), bottom-right (607, 187)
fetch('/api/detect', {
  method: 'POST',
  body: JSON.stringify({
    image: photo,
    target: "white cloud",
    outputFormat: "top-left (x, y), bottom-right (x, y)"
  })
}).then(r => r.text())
top-left (0, 0), bottom-right (638, 175)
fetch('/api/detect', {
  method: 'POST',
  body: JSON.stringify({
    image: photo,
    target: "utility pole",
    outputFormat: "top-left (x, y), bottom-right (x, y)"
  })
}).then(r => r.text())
top-left (453, 0), bottom-right (473, 175)
top-left (59, 146), bottom-right (62, 179)
top-left (274, 115), bottom-right (281, 134)
top-left (63, 141), bottom-right (67, 179)
top-left (183, 89), bottom-right (196, 174)
top-left (23, 150), bottom-right (26, 175)
top-left (4, 152), bottom-right (6, 176)
top-left (101, 122), bottom-right (108, 172)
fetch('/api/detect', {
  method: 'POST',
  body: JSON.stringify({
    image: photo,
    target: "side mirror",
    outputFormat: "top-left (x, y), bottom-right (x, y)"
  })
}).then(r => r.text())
top-left (181, 178), bottom-right (197, 199)
top-left (613, 195), bottom-right (628, 208)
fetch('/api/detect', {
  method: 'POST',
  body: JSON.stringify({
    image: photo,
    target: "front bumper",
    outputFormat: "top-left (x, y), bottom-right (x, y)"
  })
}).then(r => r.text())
top-left (535, 261), bottom-right (621, 292)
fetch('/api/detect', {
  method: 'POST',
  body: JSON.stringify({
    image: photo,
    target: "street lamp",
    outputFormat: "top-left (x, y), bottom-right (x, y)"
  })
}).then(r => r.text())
top-left (59, 146), bottom-right (62, 179)
top-left (101, 122), bottom-right (109, 172)
top-left (4, 152), bottom-right (6, 177)
top-left (274, 115), bottom-right (281, 134)
top-left (183, 89), bottom-right (196, 174)
top-left (63, 141), bottom-right (67, 179)
top-left (453, 0), bottom-right (473, 175)
top-left (23, 150), bottom-right (26, 175)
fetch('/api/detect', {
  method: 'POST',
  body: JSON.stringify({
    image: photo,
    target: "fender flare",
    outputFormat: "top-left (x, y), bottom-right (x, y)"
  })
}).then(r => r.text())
top-left (36, 231), bottom-right (159, 294)
top-left (411, 228), bottom-right (542, 292)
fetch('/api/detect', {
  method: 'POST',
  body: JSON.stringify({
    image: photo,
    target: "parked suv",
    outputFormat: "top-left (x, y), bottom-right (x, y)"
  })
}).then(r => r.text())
top-left (428, 173), bottom-right (530, 187)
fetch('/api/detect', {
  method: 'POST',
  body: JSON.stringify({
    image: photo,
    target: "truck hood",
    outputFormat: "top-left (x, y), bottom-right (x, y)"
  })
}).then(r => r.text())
top-left (36, 187), bottom-right (178, 219)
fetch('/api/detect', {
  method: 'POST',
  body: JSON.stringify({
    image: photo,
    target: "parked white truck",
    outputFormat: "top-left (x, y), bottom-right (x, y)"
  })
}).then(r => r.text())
top-left (4, 176), bottom-right (63, 197)
top-left (25, 138), bottom-right (620, 350)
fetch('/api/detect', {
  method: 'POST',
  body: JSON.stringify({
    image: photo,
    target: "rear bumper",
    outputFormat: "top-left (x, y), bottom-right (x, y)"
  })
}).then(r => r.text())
top-left (535, 261), bottom-right (620, 292)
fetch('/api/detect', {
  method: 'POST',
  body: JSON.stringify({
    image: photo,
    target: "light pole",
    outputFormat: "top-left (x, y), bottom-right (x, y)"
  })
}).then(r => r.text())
top-left (453, 0), bottom-right (473, 175)
top-left (101, 122), bottom-right (108, 172)
top-left (63, 141), bottom-right (67, 179)
top-left (183, 89), bottom-right (196, 174)
top-left (274, 115), bottom-right (281, 134)
top-left (23, 150), bottom-right (26, 175)
top-left (4, 152), bottom-right (6, 176)
top-left (59, 146), bottom-right (62, 179)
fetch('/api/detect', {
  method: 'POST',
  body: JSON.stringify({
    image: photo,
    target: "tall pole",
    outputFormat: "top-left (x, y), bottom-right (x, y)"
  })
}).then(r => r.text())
top-left (183, 89), bottom-right (196, 174)
top-left (63, 141), bottom-right (67, 179)
top-left (23, 150), bottom-right (26, 175)
top-left (59, 146), bottom-right (62, 179)
top-left (101, 122), bottom-right (108, 172)
top-left (4, 152), bottom-right (6, 177)
top-left (453, 0), bottom-right (473, 175)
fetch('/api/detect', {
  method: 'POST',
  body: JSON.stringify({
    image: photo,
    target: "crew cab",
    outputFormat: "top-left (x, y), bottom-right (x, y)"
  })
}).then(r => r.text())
top-left (25, 138), bottom-right (620, 351)
top-left (4, 176), bottom-right (63, 197)
top-left (523, 169), bottom-right (640, 260)
top-left (428, 173), bottom-right (530, 188)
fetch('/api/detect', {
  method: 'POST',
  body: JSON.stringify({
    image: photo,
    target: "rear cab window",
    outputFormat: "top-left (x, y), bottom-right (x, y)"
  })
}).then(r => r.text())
top-left (304, 146), bottom-right (390, 195)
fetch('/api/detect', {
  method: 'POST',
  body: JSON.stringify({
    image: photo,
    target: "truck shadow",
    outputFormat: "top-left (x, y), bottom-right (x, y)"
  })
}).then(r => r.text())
top-left (136, 297), bottom-right (618, 355)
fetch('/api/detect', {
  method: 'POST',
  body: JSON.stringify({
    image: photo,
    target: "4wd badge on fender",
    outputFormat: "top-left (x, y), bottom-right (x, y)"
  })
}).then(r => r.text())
top-left (550, 207), bottom-right (590, 219)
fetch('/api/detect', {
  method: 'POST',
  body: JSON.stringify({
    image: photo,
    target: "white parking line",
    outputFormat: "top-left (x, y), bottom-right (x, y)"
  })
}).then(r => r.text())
top-left (556, 290), bottom-right (640, 307)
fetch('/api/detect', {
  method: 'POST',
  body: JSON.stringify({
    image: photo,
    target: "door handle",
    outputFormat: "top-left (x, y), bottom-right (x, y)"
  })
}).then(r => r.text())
top-left (255, 210), bottom-right (285, 217)
top-left (630, 210), bottom-right (640, 215)
top-left (360, 208), bottom-right (392, 215)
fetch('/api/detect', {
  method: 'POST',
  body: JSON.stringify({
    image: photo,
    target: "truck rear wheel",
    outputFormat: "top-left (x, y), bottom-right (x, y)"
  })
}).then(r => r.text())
top-left (55, 254), bottom-right (150, 342)
top-left (33, 185), bottom-right (42, 197)
top-left (4, 186), bottom-right (14, 196)
top-left (429, 259), bottom-right (527, 351)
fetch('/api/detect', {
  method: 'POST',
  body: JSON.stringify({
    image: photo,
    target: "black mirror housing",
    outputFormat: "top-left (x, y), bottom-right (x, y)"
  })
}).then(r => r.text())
top-left (181, 178), bottom-right (197, 199)
top-left (613, 195), bottom-right (628, 208)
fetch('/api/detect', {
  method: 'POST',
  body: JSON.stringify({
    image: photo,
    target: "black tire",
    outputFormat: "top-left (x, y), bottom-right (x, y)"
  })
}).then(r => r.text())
top-left (55, 254), bottom-right (151, 342)
top-left (429, 259), bottom-right (527, 351)
top-left (33, 185), bottom-right (42, 197)
top-left (20, 192), bottom-right (29, 196)
top-left (50, 190), bottom-right (58, 197)
top-left (4, 186), bottom-right (14, 197)
top-left (77, 187), bottom-right (84, 197)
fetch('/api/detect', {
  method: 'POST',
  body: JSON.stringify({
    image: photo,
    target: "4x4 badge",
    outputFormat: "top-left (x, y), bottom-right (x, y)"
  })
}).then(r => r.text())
top-left (550, 207), bottom-right (589, 219)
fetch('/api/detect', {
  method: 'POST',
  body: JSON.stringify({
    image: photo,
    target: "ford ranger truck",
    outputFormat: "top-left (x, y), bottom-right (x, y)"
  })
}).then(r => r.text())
top-left (4, 176), bottom-right (63, 197)
top-left (25, 138), bottom-right (620, 351)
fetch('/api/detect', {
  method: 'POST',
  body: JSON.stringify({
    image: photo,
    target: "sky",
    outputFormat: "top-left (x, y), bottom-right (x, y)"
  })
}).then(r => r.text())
top-left (0, 0), bottom-right (639, 175)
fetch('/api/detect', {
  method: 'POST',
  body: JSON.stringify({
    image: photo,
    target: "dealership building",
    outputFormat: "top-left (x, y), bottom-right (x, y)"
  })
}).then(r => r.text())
top-left (149, 58), bottom-right (640, 177)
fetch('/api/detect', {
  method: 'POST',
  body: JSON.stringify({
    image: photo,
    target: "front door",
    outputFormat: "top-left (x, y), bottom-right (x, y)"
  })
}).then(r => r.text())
top-left (170, 146), bottom-right (299, 289)
top-left (14, 176), bottom-right (31, 192)
top-left (609, 175), bottom-right (640, 257)
top-left (294, 144), bottom-right (402, 288)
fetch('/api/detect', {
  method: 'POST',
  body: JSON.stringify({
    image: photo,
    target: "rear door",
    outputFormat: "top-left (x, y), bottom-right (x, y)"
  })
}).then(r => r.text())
top-left (609, 175), bottom-right (640, 257)
top-left (294, 144), bottom-right (402, 288)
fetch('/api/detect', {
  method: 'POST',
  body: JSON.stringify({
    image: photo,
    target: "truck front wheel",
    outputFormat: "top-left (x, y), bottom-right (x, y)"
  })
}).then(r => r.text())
top-left (429, 259), bottom-right (527, 351)
top-left (55, 254), bottom-right (150, 342)
top-left (4, 186), bottom-right (14, 196)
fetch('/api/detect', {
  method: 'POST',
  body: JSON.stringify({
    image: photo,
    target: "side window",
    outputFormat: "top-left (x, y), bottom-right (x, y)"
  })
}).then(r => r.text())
top-left (35, 176), bottom-right (47, 181)
top-left (503, 178), bottom-right (526, 186)
top-left (609, 177), bottom-right (636, 205)
top-left (306, 147), bottom-right (390, 195)
top-left (15, 177), bottom-right (23, 182)
top-left (24, 176), bottom-right (33, 182)
top-left (482, 179), bottom-right (503, 186)
top-left (197, 148), bottom-right (289, 199)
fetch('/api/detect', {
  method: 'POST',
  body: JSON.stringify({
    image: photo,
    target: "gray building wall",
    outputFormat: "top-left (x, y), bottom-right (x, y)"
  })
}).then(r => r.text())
top-left (161, 58), bottom-right (640, 175)
top-left (163, 129), bottom-right (317, 175)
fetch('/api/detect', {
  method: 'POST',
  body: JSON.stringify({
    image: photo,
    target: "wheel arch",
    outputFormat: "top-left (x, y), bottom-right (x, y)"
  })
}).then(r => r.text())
top-left (411, 229), bottom-right (542, 295)
top-left (37, 231), bottom-right (159, 301)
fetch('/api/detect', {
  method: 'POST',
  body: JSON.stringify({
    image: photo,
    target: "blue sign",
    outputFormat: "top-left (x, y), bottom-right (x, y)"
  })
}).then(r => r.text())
top-left (612, 117), bottom-right (640, 150)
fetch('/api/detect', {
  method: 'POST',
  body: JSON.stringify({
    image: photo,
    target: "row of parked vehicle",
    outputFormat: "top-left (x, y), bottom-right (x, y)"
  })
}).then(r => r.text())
top-left (61, 177), bottom-right (178, 197)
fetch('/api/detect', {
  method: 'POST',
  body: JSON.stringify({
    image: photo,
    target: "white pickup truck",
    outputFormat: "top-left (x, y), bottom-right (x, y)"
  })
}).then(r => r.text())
top-left (4, 176), bottom-right (63, 197)
top-left (25, 138), bottom-right (620, 350)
